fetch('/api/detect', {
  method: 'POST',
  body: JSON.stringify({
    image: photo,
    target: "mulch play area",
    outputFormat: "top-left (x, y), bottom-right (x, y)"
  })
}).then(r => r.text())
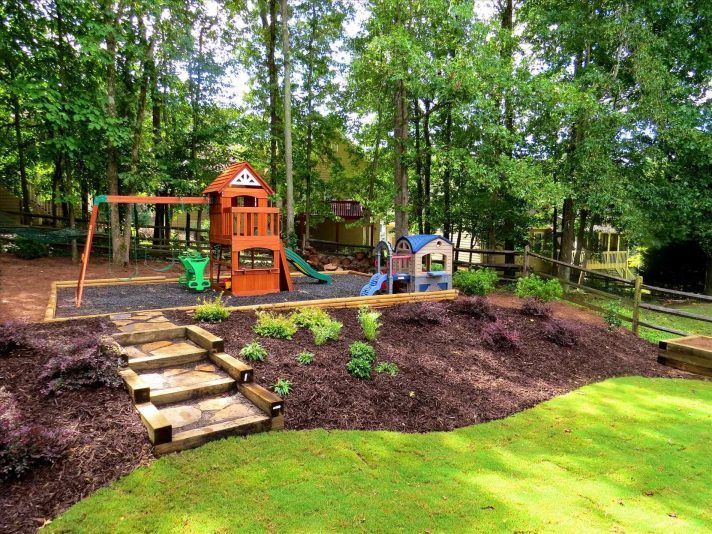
top-left (0, 295), bottom-right (690, 532)
top-left (54, 274), bottom-right (368, 318)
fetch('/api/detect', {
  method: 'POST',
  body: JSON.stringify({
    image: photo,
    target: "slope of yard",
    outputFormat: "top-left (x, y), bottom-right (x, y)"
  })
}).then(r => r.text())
top-left (49, 377), bottom-right (712, 532)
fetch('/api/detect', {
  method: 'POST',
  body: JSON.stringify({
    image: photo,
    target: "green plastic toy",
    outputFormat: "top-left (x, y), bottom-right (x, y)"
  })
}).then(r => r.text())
top-left (178, 250), bottom-right (210, 292)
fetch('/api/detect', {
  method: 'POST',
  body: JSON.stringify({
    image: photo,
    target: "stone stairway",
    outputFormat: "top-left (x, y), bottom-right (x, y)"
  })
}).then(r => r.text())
top-left (111, 311), bottom-right (283, 455)
top-left (658, 335), bottom-right (712, 377)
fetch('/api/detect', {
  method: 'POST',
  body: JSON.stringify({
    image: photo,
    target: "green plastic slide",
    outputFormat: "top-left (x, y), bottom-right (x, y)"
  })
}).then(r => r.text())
top-left (285, 248), bottom-right (332, 284)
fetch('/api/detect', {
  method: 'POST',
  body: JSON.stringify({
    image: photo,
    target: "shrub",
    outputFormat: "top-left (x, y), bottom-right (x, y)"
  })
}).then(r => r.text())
top-left (296, 351), bottom-right (314, 365)
top-left (375, 361), bottom-right (399, 376)
top-left (349, 341), bottom-right (376, 363)
top-left (346, 357), bottom-right (372, 379)
top-left (520, 298), bottom-right (553, 319)
top-left (543, 320), bottom-right (579, 347)
top-left (253, 312), bottom-right (298, 339)
top-left (358, 306), bottom-right (382, 341)
top-left (0, 388), bottom-right (70, 481)
top-left (346, 341), bottom-right (376, 379)
top-left (602, 300), bottom-right (624, 330)
top-left (12, 236), bottom-right (49, 260)
top-left (514, 274), bottom-right (563, 301)
top-left (40, 338), bottom-right (123, 395)
top-left (240, 341), bottom-right (268, 362)
top-left (453, 268), bottom-right (499, 296)
top-left (449, 296), bottom-right (495, 321)
top-left (272, 379), bottom-right (292, 396)
top-left (393, 302), bottom-right (448, 325)
top-left (291, 307), bottom-right (331, 328)
top-left (194, 294), bottom-right (230, 322)
top-left (0, 321), bottom-right (28, 357)
top-left (481, 320), bottom-right (519, 350)
top-left (311, 319), bottom-right (342, 345)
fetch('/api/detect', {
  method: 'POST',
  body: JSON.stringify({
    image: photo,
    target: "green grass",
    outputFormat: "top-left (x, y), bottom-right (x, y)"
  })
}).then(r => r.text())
top-left (567, 293), bottom-right (712, 343)
top-left (49, 377), bottom-right (712, 532)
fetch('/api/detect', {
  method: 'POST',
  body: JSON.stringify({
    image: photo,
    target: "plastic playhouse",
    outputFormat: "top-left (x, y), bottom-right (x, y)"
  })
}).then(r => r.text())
top-left (178, 250), bottom-right (210, 292)
top-left (360, 234), bottom-right (453, 296)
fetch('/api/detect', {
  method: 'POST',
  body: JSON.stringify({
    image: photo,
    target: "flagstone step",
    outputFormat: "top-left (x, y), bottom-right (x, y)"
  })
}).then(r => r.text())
top-left (128, 342), bottom-right (209, 370)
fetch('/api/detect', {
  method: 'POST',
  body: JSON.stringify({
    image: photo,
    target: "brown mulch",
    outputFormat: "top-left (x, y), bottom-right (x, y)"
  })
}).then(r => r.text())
top-left (0, 319), bottom-right (154, 534)
top-left (167, 295), bottom-right (690, 433)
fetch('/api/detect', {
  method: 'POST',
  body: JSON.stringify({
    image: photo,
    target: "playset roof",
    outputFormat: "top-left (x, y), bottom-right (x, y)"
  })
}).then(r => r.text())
top-left (396, 234), bottom-right (452, 253)
top-left (203, 161), bottom-right (274, 195)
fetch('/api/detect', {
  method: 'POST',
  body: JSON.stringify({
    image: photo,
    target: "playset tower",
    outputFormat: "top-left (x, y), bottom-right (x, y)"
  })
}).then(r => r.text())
top-left (203, 161), bottom-right (293, 296)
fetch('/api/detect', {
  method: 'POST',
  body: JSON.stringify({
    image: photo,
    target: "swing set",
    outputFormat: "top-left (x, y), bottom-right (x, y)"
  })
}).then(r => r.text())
top-left (76, 161), bottom-right (297, 308)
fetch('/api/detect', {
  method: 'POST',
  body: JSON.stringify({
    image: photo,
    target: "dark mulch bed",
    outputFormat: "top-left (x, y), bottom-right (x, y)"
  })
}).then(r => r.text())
top-left (55, 274), bottom-right (367, 318)
top-left (167, 297), bottom-right (688, 432)
top-left (0, 319), bottom-right (153, 534)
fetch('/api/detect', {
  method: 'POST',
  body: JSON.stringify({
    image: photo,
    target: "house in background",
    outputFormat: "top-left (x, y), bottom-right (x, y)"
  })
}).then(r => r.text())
top-left (529, 223), bottom-right (632, 279)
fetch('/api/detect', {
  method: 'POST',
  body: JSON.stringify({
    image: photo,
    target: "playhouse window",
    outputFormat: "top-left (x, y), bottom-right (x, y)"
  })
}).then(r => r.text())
top-left (238, 248), bottom-right (274, 269)
top-left (421, 253), bottom-right (446, 272)
top-left (232, 196), bottom-right (257, 207)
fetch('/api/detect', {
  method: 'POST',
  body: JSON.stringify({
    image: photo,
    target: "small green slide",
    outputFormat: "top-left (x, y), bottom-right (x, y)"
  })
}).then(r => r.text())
top-left (285, 248), bottom-right (332, 284)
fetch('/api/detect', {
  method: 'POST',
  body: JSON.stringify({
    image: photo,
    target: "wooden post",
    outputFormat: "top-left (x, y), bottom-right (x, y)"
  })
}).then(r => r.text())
top-left (76, 204), bottom-right (99, 307)
top-left (632, 275), bottom-right (643, 336)
top-left (523, 245), bottom-right (530, 275)
top-left (185, 212), bottom-right (191, 248)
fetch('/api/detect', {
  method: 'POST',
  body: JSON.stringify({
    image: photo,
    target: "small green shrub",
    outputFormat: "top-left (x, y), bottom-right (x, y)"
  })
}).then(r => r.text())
top-left (296, 351), bottom-right (314, 365)
top-left (193, 294), bottom-right (230, 322)
top-left (272, 378), bottom-right (292, 396)
top-left (375, 361), bottom-right (398, 376)
top-left (349, 341), bottom-right (376, 363)
top-left (253, 312), bottom-right (298, 339)
top-left (12, 236), bottom-right (49, 260)
top-left (240, 341), bottom-right (268, 362)
top-left (514, 274), bottom-right (563, 301)
top-left (346, 357), bottom-right (372, 379)
top-left (357, 306), bottom-right (382, 341)
top-left (311, 319), bottom-right (342, 345)
top-left (291, 307), bottom-right (331, 328)
top-left (453, 268), bottom-right (499, 296)
top-left (602, 300), bottom-right (624, 330)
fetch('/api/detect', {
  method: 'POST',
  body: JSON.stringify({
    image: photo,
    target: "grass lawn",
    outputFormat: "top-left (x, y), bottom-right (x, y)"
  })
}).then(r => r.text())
top-left (49, 377), bottom-right (712, 533)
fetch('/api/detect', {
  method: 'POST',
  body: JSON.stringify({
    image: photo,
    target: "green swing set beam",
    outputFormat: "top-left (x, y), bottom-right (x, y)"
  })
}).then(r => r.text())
top-left (76, 195), bottom-right (209, 308)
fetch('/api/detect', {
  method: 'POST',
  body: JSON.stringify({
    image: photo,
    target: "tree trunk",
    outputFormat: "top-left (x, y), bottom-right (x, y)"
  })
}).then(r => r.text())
top-left (551, 206), bottom-right (558, 259)
top-left (422, 100), bottom-right (432, 234)
top-left (281, 0), bottom-right (294, 237)
top-left (393, 78), bottom-right (409, 238)
top-left (705, 254), bottom-right (712, 296)
top-left (558, 197), bottom-right (575, 280)
top-left (12, 96), bottom-right (30, 225)
top-left (259, 0), bottom-right (280, 187)
top-left (104, 1), bottom-right (124, 265)
top-left (443, 105), bottom-right (453, 240)
top-left (574, 209), bottom-right (588, 265)
top-left (303, 4), bottom-right (317, 245)
top-left (51, 156), bottom-right (61, 226)
top-left (413, 100), bottom-right (423, 234)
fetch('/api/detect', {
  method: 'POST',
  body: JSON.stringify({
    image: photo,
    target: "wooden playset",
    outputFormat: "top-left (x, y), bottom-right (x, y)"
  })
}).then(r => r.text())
top-left (75, 161), bottom-right (331, 307)
top-left (360, 234), bottom-right (453, 296)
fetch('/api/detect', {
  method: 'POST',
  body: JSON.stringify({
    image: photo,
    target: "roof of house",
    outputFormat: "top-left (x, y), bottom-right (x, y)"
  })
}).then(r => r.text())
top-left (396, 234), bottom-right (452, 253)
top-left (203, 161), bottom-right (274, 195)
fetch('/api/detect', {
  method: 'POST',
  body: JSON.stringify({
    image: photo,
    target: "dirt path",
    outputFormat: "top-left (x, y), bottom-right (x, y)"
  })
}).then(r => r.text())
top-left (0, 253), bottom-right (176, 322)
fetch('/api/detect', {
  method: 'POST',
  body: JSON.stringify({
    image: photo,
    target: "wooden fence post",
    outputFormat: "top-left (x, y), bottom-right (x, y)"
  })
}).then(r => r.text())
top-left (632, 275), bottom-right (643, 336)
top-left (523, 245), bottom-right (530, 275)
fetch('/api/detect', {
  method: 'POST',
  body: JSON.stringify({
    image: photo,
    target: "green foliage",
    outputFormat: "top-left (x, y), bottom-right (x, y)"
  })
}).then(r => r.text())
top-left (291, 307), bottom-right (331, 329)
top-left (193, 295), bottom-right (230, 323)
top-left (310, 319), bottom-right (342, 346)
top-left (375, 361), bottom-right (398, 376)
top-left (253, 312), bottom-right (298, 339)
top-left (514, 275), bottom-right (563, 302)
top-left (357, 306), bottom-right (381, 341)
top-left (453, 269), bottom-right (499, 296)
top-left (272, 379), bottom-right (292, 396)
top-left (12, 236), bottom-right (49, 260)
top-left (239, 341), bottom-right (268, 362)
top-left (346, 341), bottom-right (376, 380)
top-left (295, 351), bottom-right (314, 365)
top-left (602, 301), bottom-right (624, 331)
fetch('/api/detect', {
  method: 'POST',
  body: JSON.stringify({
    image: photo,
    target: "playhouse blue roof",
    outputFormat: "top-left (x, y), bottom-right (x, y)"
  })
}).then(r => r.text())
top-left (396, 234), bottom-right (452, 253)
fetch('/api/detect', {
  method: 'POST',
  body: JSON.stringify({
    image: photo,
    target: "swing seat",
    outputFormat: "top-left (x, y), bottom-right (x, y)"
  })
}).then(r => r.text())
top-left (178, 252), bottom-right (210, 292)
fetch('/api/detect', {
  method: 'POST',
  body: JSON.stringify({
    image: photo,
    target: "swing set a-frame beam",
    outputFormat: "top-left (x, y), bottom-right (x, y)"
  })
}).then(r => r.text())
top-left (76, 195), bottom-right (210, 308)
